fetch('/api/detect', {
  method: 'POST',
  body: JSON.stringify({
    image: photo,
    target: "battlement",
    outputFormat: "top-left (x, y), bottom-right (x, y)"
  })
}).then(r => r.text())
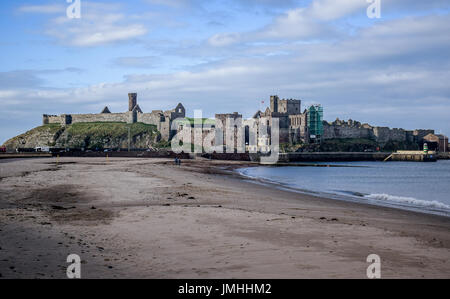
top-left (215, 112), bottom-right (242, 120)
top-left (323, 118), bottom-right (435, 144)
top-left (269, 95), bottom-right (301, 115)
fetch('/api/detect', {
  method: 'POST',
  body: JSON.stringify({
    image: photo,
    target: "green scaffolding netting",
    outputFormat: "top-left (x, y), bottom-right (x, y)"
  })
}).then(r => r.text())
top-left (307, 105), bottom-right (323, 137)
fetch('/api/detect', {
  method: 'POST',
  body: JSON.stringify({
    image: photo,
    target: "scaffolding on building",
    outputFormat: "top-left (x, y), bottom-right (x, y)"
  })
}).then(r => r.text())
top-left (307, 105), bottom-right (323, 142)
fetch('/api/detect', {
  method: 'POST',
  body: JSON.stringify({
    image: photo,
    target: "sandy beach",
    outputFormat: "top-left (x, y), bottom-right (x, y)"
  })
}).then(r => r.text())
top-left (0, 157), bottom-right (449, 279)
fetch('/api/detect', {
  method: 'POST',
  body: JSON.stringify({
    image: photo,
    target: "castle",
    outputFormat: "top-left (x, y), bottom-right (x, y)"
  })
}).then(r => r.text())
top-left (43, 93), bottom-right (185, 141)
top-left (253, 95), bottom-right (310, 144)
top-left (252, 95), bottom-right (434, 146)
top-left (179, 96), bottom-right (317, 151)
top-left (42, 93), bottom-right (435, 148)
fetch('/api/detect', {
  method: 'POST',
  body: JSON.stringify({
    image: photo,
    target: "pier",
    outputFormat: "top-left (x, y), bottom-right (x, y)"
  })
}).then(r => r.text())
top-left (383, 151), bottom-right (437, 162)
top-left (279, 152), bottom-right (390, 162)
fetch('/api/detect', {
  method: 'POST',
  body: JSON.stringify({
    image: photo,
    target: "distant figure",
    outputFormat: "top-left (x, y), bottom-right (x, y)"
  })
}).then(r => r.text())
top-left (175, 157), bottom-right (182, 166)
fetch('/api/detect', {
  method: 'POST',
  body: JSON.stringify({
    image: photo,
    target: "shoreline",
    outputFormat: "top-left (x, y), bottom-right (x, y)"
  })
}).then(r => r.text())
top-left (233, 164), bottom-right (450, 218)
top-left (182, 159), bottom-right (450, 221)
top-left (1, 157), bottom-right (449, 278)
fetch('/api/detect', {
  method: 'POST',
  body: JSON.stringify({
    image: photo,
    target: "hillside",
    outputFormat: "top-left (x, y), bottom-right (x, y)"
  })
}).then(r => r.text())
top-left (2, 122), bottom-right (161, 151)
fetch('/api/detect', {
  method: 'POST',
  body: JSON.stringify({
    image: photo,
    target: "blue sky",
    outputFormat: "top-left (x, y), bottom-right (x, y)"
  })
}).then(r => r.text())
top-left (1, 0), bottom-right (450, 143)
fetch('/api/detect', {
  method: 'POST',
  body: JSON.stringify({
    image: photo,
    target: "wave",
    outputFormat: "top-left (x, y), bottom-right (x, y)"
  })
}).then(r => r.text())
top-left (364, 193), bottom-right (450, 210)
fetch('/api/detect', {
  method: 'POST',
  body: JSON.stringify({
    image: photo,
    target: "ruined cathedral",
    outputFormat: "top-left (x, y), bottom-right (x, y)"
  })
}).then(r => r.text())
top-left (253, 95), bottom-right (312, 144)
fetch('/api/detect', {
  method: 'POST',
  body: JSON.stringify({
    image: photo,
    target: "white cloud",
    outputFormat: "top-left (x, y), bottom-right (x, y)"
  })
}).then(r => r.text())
top-left (0, 90), bottom-right (21, 100)
top-left (203, 0), bottom-right (367, 46)
top-left (114, 56), bottom-right (160, 68)
top-left (3, 14), bottom-right (450, 109)
top-left (68, 24), bottom-right (147, 47)
top-left (145, 0), bottom-right (193, 8)
top-left (18, 4), bottom-right (65, 14)
top-left (208, 33), bottom-right (241, 47)
top-left (259, 7), bottom-right (335, 40)
top-left (308, 0), bottom-right (367, 21)
top-left (22, 2), bottom-right (148, 47)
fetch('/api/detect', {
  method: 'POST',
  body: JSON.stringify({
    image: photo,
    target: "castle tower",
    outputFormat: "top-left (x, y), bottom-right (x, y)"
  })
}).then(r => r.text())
top-left (128, 93), bottom-right (137, 111)
top-left (270, 95), bottom-right (279, 113)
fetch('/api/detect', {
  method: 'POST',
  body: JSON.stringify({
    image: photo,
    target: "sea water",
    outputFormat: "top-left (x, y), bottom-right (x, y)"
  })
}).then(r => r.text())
top-left (237, 160), bottom-right (450, 217)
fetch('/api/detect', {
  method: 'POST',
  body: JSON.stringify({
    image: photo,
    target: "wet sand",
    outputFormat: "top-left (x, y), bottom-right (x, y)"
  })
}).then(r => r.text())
top-left (0, 157), bottom-right (449, 279)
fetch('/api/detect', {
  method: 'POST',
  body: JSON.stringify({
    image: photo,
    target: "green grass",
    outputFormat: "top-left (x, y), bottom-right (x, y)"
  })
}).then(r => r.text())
top-left (63, 122), bottom-right (159, 150)
top-left (185, 117), bottom-right (216, 126)
top-left (29, 123), bottom-right (63, 134)
top-left (2, 122), bottom-right (160, 149)
top-left (1, 124), bottom-right (65, 147)
top-left (154, 140), bottom-right (171, 148)
top-left (7, 124), bottom-right (63, 141)
top-left (66, 122), bottom-right (157, 139)
top-left (39, 123), bottom-right (63, 130)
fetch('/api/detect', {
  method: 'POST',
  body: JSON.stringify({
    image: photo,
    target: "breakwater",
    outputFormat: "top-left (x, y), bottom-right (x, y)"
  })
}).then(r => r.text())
top-left (278, 152), bottom-right (390, 162)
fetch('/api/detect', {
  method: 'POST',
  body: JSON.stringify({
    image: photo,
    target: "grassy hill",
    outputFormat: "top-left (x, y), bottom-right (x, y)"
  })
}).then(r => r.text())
top-left (2, 122), bottom-right (160, 151)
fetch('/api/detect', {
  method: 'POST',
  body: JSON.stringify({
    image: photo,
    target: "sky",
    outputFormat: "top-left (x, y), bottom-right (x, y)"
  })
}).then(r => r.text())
top-left (1, 0), bottom-right (450, 143)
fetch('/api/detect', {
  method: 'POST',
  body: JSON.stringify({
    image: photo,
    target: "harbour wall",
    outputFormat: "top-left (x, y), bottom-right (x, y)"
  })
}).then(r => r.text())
top-left (279, 152), bottom-right (390, 162)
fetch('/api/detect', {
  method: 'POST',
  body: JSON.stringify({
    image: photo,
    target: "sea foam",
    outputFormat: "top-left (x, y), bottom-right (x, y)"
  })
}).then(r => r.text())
top-left (364, 193), bottom-right (450, 210)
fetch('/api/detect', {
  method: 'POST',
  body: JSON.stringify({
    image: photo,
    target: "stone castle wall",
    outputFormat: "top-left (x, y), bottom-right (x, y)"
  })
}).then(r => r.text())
top-left (323, 122), bottom-right (373, 139)
top-left (176, 127), bottom-right (216, 149)
top-left (323, 119), bottom-right (434, 144)
top-left (278, 99), bottom-right (301, 115)
top-left (44, 111), bottom-right (175, 140)
top-left (71, 113), bottom-right (130, 124)
top-left (44, 113), bottom-right (131, 125)
top-left (372, 127), bottom-right (408, 143)
top-left (43, 115), bottom-right (65, 125)
top-left (43, 94), bottom-right (186, 141)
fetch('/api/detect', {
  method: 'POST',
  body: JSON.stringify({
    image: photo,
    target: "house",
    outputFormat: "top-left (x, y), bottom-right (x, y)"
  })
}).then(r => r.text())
top-left (423, 133), bottom-right (449, 152)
